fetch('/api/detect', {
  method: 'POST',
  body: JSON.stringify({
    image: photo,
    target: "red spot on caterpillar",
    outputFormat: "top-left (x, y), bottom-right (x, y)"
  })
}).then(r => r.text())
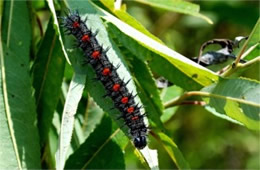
top-left (81, 35), bottom-right (90, 42)
top-left (121, 97), bottom-right (128, 104)
top-left (73, 22), bottom-right (80, 28)
top-left (112, 84), bottom-right (120, 91)
top-left (102, 68), bottom-right (111, 76)
top-left (132, 116), bottom-right (139, 120)
top-left (127, 107), bottom-right (134, 113)
top-left (92, 51), bottom-right (100, 59)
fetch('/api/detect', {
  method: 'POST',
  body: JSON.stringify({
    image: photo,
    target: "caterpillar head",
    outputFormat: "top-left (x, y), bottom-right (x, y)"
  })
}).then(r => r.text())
top-left (134, 136), bottom-right (147, 149)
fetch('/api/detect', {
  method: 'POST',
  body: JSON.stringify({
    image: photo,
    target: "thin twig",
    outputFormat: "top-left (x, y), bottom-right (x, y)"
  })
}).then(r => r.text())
top-left (233, 18), bottom-right (260, 67)
top-left (180, 101), bottom-right (206, 106)
top-left (164, 91), bottom-right (200, 109)
top-left (233, 39), bottom-right (248, 67)
top-left (164, 91), bottom-right (260, 109)
top-left (221, 56), bottom-right (260, 77)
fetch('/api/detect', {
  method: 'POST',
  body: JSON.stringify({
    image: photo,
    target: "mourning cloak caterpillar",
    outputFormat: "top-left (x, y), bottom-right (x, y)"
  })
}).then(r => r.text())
top-left (60, 10), bottom-right (148, 149)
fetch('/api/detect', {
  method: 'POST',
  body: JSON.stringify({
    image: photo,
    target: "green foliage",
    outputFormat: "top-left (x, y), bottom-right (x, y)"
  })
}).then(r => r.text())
top-left (32, 19), bottom-right (66, 143)
top-left (65, 115), bottom-right (127, 169)
top-left (202, 78), bottom-right (260, 130)
top-left (0, 0), bottom-right (259, 169)
top-left (0, 1), bottom-right (40, 168)
top-left (133, 0), bottom-right (213, 24)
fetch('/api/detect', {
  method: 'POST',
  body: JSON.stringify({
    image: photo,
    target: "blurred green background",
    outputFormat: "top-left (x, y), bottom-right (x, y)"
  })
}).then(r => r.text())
top-left (123, 1), bottom-right (259, 169)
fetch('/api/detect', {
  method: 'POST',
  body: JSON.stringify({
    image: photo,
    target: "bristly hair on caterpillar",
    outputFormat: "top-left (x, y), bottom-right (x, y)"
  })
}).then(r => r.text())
top-left (60, 10), bottom-right (148, 149)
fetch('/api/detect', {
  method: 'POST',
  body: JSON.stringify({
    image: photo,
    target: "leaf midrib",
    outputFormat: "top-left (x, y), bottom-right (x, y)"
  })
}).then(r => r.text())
top-left (36, 35), bottom-right (57, 107)
top-left (81, 128), bottom-right (120, 169)
top-left (6, 0), bottom-right (13, 47)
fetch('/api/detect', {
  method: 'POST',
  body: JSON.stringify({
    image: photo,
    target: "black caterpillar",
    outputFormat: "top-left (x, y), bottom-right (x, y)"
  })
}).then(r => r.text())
top-left (60, 10), bottom-right (148, 149)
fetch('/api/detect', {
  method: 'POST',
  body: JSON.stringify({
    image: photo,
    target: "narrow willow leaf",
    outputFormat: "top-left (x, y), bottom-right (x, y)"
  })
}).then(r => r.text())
top-left (33, 19), bottom-right (65, 143)
top-left (46, 0), bottom-right (71, 64)
top-left (99, 0), bottom-right (163, 43)
top-left (0, 1), bottom-right (18, 169)
top-left (134, 0), bottom-right (213, 24)
top-left (0, 50), bottom-right (19, 169)
top-left (242, 43), bottom-right (259, 61)
top-left (129, 56), bottom-right (165, 128)
top-left (201, 78), bottom-right (260, 130)
top-left (45, 125), bottom-right (59, 169)
top-left (99, 9), bottom-right (218, 90)
top-left (65, 115), bottom-right (125, 169)
top-left (140, 148), bottom-right (159, 170)
top-left (55, 73), bottom-right (86, 170)
top-left (243, 18), bottom-right (260, 60)
top-left (0, 1), bottom-right (41, 168)
top-left (151, 132), bottom-right (190, 169)
top-left (82, 98), bottom-right (104, 139)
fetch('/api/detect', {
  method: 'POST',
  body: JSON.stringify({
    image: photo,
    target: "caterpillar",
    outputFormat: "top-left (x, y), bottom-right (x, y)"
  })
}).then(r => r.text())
top-left (60, 10), bottom-right (148, 149)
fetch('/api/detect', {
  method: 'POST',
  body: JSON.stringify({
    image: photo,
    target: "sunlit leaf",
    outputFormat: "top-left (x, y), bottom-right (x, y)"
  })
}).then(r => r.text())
top-left (99, 0), bottom-right (163, 43)
top-left (55, 73), bottom-right (86, 170)
top-left (134, 0), bottom-right (213, 24)
top-left (202, 78), bottom-right (260, 130)
top-left (99, 9), bottom-right (218, 90)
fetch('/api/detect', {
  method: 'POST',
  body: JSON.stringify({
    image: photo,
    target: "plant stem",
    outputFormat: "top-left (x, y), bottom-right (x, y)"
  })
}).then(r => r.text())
top-left (221, 56), bottom-right (260, 77)
top-left (164, 91), bottom-right (260, 109)
top-left (164, 91), bottom-right (202, 108)
top-left (180, 101), bottom-right (206, 106)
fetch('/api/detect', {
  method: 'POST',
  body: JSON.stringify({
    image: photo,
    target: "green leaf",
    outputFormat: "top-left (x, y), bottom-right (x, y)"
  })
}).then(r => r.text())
top-left (139, 148), bottom-right (159, 169)
top-left (227, 57), bottom-right (260, 81)
top-left (107, 22), bottom-right (217, 90)
top-left (244, 43), bottom-right (260, 61)
top-left (45, 125), bottom-right (59, 169)
top-left (243, 18), bottom-right (260, 60)
top-left (134, 0), bottom-right (213, 24)
top-left (161, 85), bottom-right (183, 123)
top-left (46, 0), bottom-right (71, 64)
top-left (239, 58), bottom-right (260, 81)
top-left (0, 1), bottom-right (41, 168)
top-left (101, 11), bottom-right (218, 90)
top-left (65, 115), bottom-right (126, 169)
top-left (32, 19), bottom-right (65, 143)
top-left (99, 0), bottom-right (163, 43)
top-left (129, 56), bottom-right (165, 128)
top-left (222, 19), bottom-right (260, 77)
top-left (0, 0), bottom-right (3, 15)
top-left (0, 53), bottom-right (19, 169)
top-left (82, 98), bottom-right (104, 139)
top-left (55, 73), bottom-right (86, 170)
top-left (151, 132), bottom-right (190, 169)
top-left (201, 78), bottom-right (260, 130)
